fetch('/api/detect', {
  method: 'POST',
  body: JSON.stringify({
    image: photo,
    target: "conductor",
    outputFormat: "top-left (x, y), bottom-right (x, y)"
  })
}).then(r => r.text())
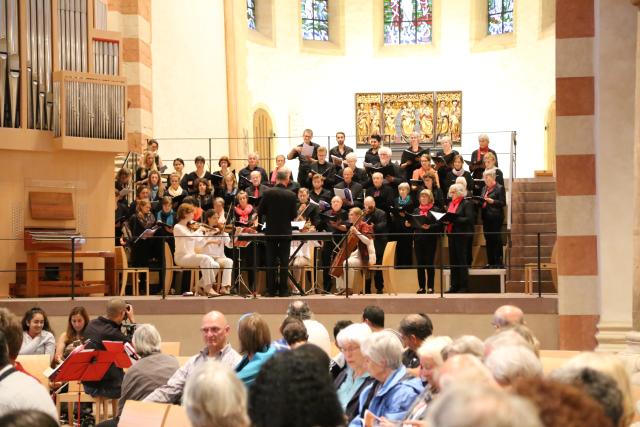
top-left (258, 169), bottom-right (298, 297)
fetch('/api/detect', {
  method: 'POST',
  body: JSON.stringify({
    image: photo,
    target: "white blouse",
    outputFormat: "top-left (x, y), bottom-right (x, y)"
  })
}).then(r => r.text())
top-left (173, 223), bottom-right (205, 262)
top-left (19, 330), bottom-right (56, 359)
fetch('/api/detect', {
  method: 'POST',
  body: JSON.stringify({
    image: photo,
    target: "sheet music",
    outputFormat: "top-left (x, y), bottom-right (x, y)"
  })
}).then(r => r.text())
top-left (301, 143), bottom-right (315, 158)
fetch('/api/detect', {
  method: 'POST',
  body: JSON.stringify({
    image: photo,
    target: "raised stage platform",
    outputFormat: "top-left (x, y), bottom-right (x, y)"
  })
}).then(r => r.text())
top-left (0, 293), bottom-right (559, 354)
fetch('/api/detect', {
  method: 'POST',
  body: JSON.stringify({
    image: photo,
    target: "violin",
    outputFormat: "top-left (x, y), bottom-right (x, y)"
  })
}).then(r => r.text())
top-left (187, 220), bottom-right (222, 234)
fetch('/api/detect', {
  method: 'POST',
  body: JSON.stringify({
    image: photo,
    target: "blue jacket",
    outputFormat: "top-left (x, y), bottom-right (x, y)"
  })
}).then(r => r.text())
top-left (235, 345), bottom-right (276, 387)
top-left (349, 366), bottom-right (424, 427)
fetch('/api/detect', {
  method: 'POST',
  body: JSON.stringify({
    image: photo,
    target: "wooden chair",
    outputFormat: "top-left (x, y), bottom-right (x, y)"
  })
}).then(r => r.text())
top-left (55, 381), bottom-right (95, 423)
top-left (95, 396), bottom-right (118, 423)
top-left (366, 241), bottom-right (398, 295)
top-left (163, 404), bottom-right (193, 427)
top-left (160, 341), bottom-right (181, 356)
top-left (164, 243), bottom-right (199, 295)
top-left (119, 400), bottom-right (170, 427)
top-left (297, 245), bottom-right (317, 293)
top-left (524, 243), bottom-right (557, 294)
top-left (15, 354), bottom-right (51, 390)
top-left (116, 246), bottom-right (150, 296)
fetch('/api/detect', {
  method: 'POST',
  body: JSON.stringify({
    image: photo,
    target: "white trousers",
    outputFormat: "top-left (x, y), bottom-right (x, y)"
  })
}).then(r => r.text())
top-left (212, 256), bottom-right (233, 287)
top-left (335, 255), bottom-right (365, 291)
top-left (290, 256), bottom-right (310, 289)
top-left (175, 254), bottom-right (217, 291)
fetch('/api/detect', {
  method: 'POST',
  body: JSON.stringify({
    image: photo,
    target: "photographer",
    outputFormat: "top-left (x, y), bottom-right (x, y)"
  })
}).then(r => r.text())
top-left (83, 298), bottom-right (136, 399)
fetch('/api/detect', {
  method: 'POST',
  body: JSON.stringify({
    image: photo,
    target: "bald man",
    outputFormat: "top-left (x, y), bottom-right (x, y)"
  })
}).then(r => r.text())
top-left (144, 311), bottom-right (241, 403)
top-left (492, 305), bottom-right (525, 330)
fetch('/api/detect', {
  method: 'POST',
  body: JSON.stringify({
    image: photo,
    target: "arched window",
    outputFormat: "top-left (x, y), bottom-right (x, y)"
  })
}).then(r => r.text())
top-left (247, 0), bottom-right (257, 30)
top-left (383, 0), bottom-right (433, 45)
top-left (488, 0), bottom-right (514, 35)
top-left (301, 0), bottom-right (329, 41)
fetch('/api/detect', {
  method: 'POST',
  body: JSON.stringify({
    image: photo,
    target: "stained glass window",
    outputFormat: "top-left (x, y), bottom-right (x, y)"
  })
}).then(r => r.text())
top-left (383, 0), bottom-right (432, 45)
top-left (301, 0), bottom-right (329, 41)
top-left (247, 0), bottom-right (256, 30)
top-left (488, 0), bottom-right (514, 35)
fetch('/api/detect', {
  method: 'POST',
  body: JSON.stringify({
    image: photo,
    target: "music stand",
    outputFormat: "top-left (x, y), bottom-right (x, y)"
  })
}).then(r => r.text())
top-left (49, 342), bottom-right (133, 427)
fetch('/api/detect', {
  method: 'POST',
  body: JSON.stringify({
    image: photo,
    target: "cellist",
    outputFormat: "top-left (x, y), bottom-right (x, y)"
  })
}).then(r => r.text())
top-left (362, 196), bottom-right (388, 294)
top-left (334, 207), bottom-right (376, 296)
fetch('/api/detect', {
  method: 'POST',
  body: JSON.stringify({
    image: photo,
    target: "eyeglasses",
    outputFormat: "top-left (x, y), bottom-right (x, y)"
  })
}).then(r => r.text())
top-left (341, 346), bottom-right (361, 354)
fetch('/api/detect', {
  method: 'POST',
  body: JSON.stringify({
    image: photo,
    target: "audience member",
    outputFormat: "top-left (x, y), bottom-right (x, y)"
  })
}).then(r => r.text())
top-left (273, 316), bottom-right (304, 352)
top-left (235, 313), bottom-right (276, 386)
top-left (184, 361), bottom-right (250, 427)
top-left (19, 307), bottom-right (55, 360)
top-left (82, 298), bottom-right (135, 398)
top-left (416, 336), bottom-right (453, 394)
top-left (350, 331), bottom-right (423, 426)
top-left (54, 306), bottom-right (89, 365)
top-left (330, 319), bottom-right (354, 379)
top-left (437, 354), bottom-right (497, 392)
top-left (484, 328), bottom-right (535, 357)
top-left (334, 323), bottom-right (375, 423)
top-left (492, 304), bottom-right (525, 329)
top-left (442, 335), bottom-right (485, 360)
top-left (511, 377), bottom-right (614, 427)
top-left (249, 344), bottom-right (344, 427)
top-left (0, 331), bottom-right (58, 420)
top-left (550, 367), bottom-right (623, 427)
top-left (0, 309), bottom-right (35, 379)
top-left (484, 345), bottom-right (543, 386)
top-left (426, 384), bottom-right (543, 427)
top-left (362, 305), bottom-right (384, 332)
top-left (286, 301), bottom-right (331, 355)
top-left (282, 321), bottom-right (308, 349)
top-left (0, 410), bottom-right (58, 427)
top-left (503, 324), bottom-right (541, 356)
top-left (145, 310), bottom-right (240, 403)
top-left (116, 324), bottom-right (179, 417)
top-left (399, 313), bottom-right (434, 373)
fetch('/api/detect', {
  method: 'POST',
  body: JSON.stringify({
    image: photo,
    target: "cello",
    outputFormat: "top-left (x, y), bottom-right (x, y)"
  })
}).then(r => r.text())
top-left (329, 211), bottom-right (373, 278)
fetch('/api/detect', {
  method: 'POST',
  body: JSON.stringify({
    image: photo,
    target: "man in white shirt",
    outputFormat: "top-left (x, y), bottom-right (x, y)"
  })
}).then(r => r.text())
top-left (144, 311), bottom-right (241, 403)
top-left (286, 301), bottom-right (331, 355)
top-left (0, 331), bottom-right (57, 421)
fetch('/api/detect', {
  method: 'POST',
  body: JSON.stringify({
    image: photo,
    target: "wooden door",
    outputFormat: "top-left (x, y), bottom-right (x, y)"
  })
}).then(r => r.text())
top-left (253, 109), bottom-right (274, 172)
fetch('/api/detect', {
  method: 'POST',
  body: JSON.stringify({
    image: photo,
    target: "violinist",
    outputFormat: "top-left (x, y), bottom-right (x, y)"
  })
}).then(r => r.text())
top-left (334, 167), bottom-right (363, 209)
top-left (320, 196), bottom-right (348, 293)
top-left (258, 169), bottom-right (298, 297)
top-left (362, 196), bottom-right (388, 294)
top-left (296, 188), bottom-right (321, 228)
top-left (173, 204), bottom-right (222, 297)
top-left (182, 196), bottom-right (203, 222)
top-left (480, 169), bottom-right (506, 268)
top-left (212, 197), bottom-right (228, 227)
top-left (200, 210), bottom-right (234, 295)
top-left (334, 207), bottom-right (376, 296)
top-left (406, 189), bottom-right (443, 294)
top-left (309, 174), bottom-right (332, 206)
top-left (392, 183), bottom-right (414, 269)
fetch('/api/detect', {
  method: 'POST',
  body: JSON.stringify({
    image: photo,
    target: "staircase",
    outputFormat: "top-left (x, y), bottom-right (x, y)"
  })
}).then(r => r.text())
top-left (507, 177), bottom-right (557, 292)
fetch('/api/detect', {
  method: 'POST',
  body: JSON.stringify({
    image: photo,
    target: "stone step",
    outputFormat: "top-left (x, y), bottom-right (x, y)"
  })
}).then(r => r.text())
top-left (511, 212), bottom-right (556, 224)
top-left (510, 245), bottom-right (554, 259)
top-left (505, 280), bottom-right (557, 294)
top-left (511, 201), bottom-right (556, 214)
top-left (511, 192), bottom-right (556, 203)
top-left (510, 256), bottom-right (553, 266)
top-left (511, 181), bottom-right (556, 192)
top-left (510, 234), bottom-right (556, 246)
top-left (511, 223), bottom-right (557, 234)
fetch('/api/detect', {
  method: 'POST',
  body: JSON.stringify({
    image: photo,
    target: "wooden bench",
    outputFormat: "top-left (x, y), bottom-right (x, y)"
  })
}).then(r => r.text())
top-left (442, 268), bottom-right (506, 293)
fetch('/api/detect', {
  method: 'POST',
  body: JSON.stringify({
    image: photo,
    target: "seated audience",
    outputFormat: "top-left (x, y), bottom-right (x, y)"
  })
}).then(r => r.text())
top-left (350, 331), bottom-right (423, 426)
top-left (426, 384), bottom-right (543, 427)
top-left (436, 354), bottom-right (496, 392)
top-left (54, 306), bottom-right (89, 365)
top-left (19, 307), bottom-right (55, 360)
top-left (184, 361), bottom-right (250, 427)
top-left (282, 321), bottom-right (308, 349)
top-left (0, 332), bottom-right (58, 420)
top-left (286, 301), bottom-right (332, 355)
top-left (330, 319), bottom-right (354, 379)
top-left (145, 310), bottom-right (241, 403)
top-left (492, 305), bottom-right (525, 329)
top-left (362, 305), bottom-right (385, 332)
top-left (399, 313), bottom-right (434, 374)
top-left (0, 410), bottom-right (58, 427)
top-left (550, 367), bottom-right (623, 427)
top-left (249, 344), bottom-right (344, 427)
top-left (334, 323), bottom-right (375, 423)
top-left (511, 377), bottom-right (614, 427)
top-left (272, 316), bottom-right (305, 352)
top-left (416, 336), bottom-right (453, 396)
top-left (484, 345), bottom-right (543, 386)
top-left (235, 313), bottom-right (276, 386)
top-left (116, 324), bottom-right (179, 418)
top-left (0, 309), bottom-right (37, 379)
top-left (442, 335), bottom-right (485, 360)
top-left (83, 298), bottom-right (135, 398)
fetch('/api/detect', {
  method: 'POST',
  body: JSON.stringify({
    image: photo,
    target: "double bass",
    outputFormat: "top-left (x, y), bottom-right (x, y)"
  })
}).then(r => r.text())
top-left (329, 212), bottom-right (373, 278)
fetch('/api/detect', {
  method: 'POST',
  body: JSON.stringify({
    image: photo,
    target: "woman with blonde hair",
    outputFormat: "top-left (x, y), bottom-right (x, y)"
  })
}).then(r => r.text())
top-left (147, 170), bottom-right (165, 202)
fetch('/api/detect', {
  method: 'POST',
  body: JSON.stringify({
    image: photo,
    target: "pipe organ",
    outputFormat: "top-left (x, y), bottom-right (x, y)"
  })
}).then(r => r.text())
top-left (0, 0), bottom-right (126, 143)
